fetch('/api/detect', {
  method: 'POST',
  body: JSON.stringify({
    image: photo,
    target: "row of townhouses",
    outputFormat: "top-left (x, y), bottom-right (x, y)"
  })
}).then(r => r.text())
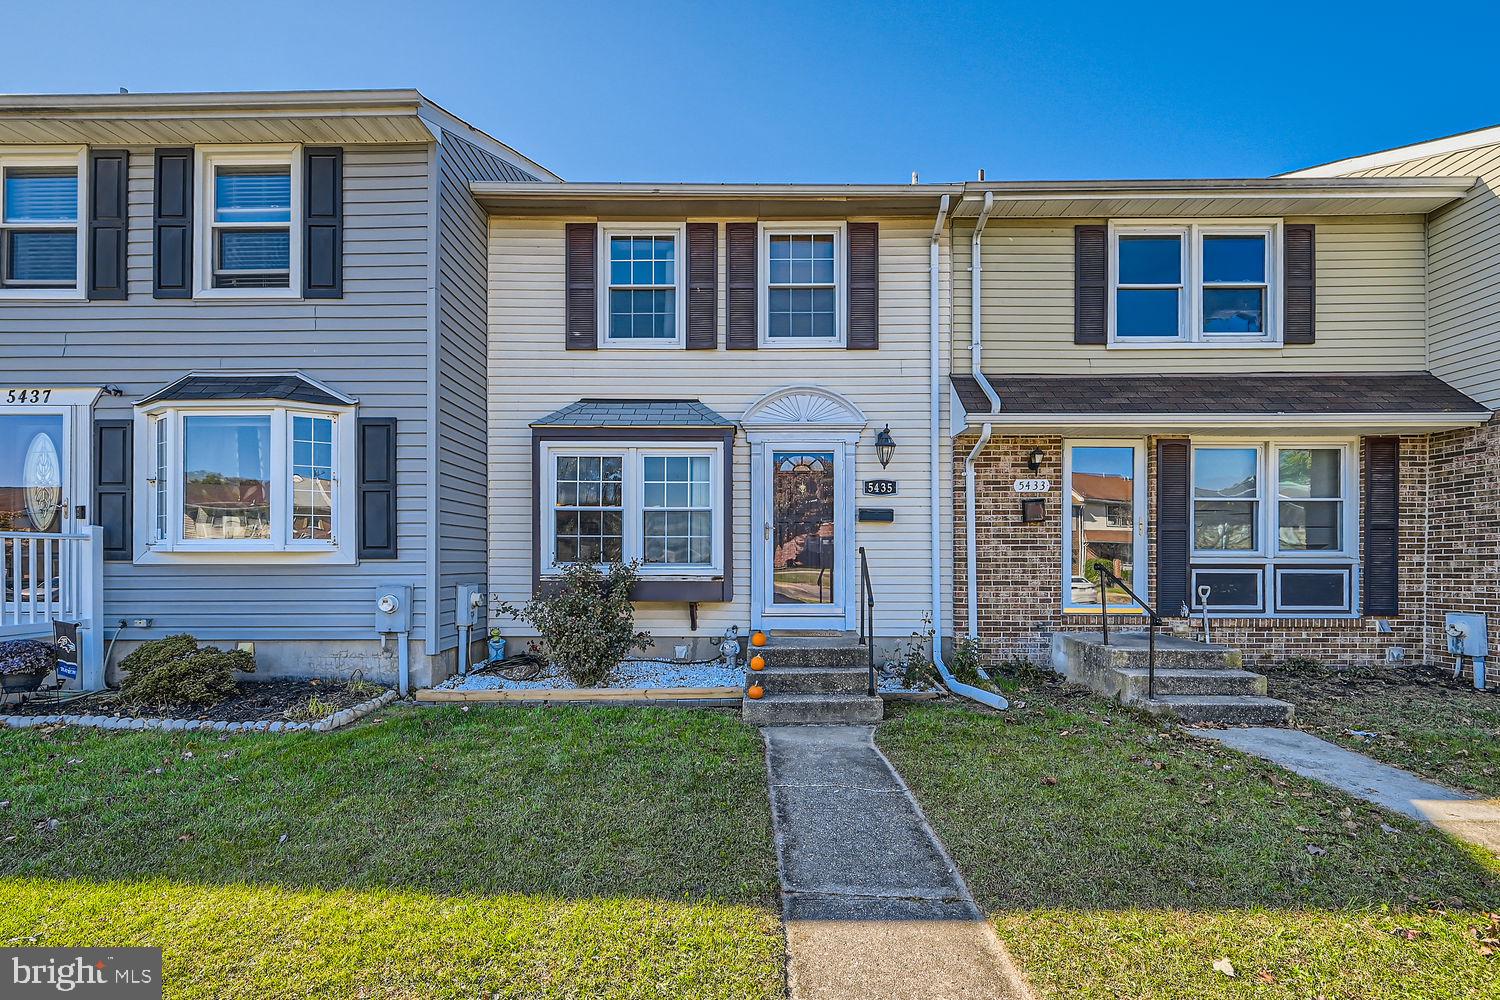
top-left (2, 90), bottom-right (1498, 697)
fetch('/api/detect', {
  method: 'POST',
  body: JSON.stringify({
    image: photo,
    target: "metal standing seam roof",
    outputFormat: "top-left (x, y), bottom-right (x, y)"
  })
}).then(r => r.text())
top-left (950, 372), bottom-right (1490, 416)
top-left (139, 373), bottom-right (355, 406)
top-left (531, 398), bottom-right (734, 428)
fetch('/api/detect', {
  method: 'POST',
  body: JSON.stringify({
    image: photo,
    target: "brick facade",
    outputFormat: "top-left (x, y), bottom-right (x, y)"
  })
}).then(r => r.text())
top-left (954, 423), bottom-right (1500, 688)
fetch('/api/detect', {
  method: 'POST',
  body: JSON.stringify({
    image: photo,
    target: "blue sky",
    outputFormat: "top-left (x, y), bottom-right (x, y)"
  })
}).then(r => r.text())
top-left (6, 1), bottom-right (1498, 183)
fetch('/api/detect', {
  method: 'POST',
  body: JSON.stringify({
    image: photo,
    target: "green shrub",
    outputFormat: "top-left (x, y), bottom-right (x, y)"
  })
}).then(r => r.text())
top-left (119, 634), bottom-right (254, 708)
top-left (500, 561), bottom-right (651, 687)
top-left (947, 634), bottom-right (988, 688)
top-left (283, 693), bottom-right (338, 722)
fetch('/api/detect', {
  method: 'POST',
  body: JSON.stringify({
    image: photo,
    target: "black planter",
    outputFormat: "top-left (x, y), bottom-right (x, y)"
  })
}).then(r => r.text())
top-left (0, 672), bottom-right (45, 696)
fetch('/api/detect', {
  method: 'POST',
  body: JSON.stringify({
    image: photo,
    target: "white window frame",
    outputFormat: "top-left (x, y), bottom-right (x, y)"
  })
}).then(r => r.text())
top-left (133, 399), bottom-right (355, 564)
top-left (194, 144), bottom-right (303, 300)
top-left (0, 146), bottom-right (87, 301)
top-left (1188, 438), bottom-right (1359, 617)
top-left (598, 222), bottom-right (687, 349)
top-left (1060, 439), bottom-right (1149, 613)
top-left (1273, 565), bottom-right (1353, 615)
top-left (758, 221), bottom-right (847, 348)
top-left (540, 441), bottom-right (724, 577)
top-left (1108, 220), bottom-right (1281, 348)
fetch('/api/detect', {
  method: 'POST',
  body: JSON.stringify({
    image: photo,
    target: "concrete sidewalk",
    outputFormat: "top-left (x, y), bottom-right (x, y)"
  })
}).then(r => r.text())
top-left (1193, 726), bottom-right (1500, 854)
top-left (763, 726), bottom-right (1032, 1000)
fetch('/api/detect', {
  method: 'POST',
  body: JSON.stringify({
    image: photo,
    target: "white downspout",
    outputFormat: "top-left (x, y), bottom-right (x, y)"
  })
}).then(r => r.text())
top-left (964, 192), bottom-right (1001, 641)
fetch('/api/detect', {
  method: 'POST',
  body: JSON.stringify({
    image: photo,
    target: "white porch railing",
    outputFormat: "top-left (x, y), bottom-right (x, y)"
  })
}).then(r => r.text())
top-left (0, 527), bottom-right (105, 690)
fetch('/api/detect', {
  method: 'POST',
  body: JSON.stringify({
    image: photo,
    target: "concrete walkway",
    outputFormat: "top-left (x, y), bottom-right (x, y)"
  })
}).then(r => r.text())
top-left (1193, 727), bottom-right (1500, 854)
top-left (763, 726), bottom-right (1032, 1000)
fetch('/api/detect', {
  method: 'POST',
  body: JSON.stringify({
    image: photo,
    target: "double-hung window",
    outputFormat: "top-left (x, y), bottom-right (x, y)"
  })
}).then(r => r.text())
top-left (761, 223), bottom-right (844, 346)
top-left (197, 146), bottom-right (301, 295)
top-left (141, 402), bottom-right (353, 561)
top-left (543, 443), bottom-right (722, 575)
top-left (601, 225), bottom-right (684, 346)
top-left (1110, 222), bottom-right (1279, 346)
top-left (1189, 442), bottom-right (1355, 615)
top-left (0, 149), bottom-right (85, 297)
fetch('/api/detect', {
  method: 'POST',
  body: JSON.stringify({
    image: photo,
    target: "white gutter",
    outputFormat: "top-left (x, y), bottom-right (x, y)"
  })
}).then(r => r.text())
top-left (929, 192), bottom-right (1010, 712)
top-left (975, 411), bottom-right (1489, 430)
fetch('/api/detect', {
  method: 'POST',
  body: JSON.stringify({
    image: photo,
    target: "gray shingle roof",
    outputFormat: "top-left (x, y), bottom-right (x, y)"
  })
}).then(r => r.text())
top-left (140, 373), bottom-right (354, 406)
top-left (531, 398), bottom-right (733, 428)
top-left (952, 372), bottom-right (1488, 416)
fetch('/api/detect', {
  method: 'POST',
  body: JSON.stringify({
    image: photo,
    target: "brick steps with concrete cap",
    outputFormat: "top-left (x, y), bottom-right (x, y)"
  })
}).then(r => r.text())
top-left (1052, 630), bottom-right (1293, 726)
top-left (743, 632), bottom-right (883, 725)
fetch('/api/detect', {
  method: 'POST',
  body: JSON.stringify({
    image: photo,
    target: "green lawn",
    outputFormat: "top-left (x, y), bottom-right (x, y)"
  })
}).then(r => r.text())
top-left (878, 681), bottom-right (1500, 1000)
top-left (0, 706), bottom-right (784, 999)
top-left (1265, 661), bottom-right (1500, 798)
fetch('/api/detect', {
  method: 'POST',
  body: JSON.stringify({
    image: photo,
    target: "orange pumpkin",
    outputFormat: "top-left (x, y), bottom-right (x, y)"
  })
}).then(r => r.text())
top-left (751, 630), bottom-right (768, 647)
top-left (749, 654), bottom-right (766, 672)
top-left (747, 683), bottom-right (765, 700)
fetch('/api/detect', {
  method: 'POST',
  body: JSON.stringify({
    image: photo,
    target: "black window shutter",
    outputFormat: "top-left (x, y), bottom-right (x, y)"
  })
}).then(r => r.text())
top-left (358, 417), bottom-right (398, 559)
top-left (847, 222), bottom-right (879, 349)
top-left (1074, 225), bottom-right (1108, 345)
top-left (725, 221), bottom-right (758, 350)
top-left (153, 148), bottom-right (193, 299)
top-left (303, 146), bottom-right (343, 299)
top-left (1364, 436), bottom-right (1399, 615)
top-left (1155, 438), bottom-right (1190, 614)
top-left (87, 149), bottom-right (129, 300)
top-left (564, 223), bottom-right (598, 350)
top-left (685, 222), bottom-right (717, 349)
top-left (93, 420), bottom-right (133, 561)
top-left (1284, 223), bottom-right (1316, 344)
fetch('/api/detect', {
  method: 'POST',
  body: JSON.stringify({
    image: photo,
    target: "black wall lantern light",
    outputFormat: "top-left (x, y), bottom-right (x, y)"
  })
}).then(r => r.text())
top-left (1026, 447), bottom-right (1045, 473)
top-left (874, 425), bottom-right (896, 468)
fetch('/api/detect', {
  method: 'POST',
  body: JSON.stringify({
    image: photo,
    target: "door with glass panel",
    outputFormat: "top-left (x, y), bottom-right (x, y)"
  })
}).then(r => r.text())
top-left (1063, 443), bottom-right (1146, 611)
top-left (767, 449), bottom-right (841, 613)
top-left (0, 413), bottom-right (70, 612)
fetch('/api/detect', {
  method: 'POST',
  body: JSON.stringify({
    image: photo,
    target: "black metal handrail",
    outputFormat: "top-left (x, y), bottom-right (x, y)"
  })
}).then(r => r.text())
top-left (857, 546), bottom-right (875, 697)
top-left (1096, 565), bottom-right (1161, 700)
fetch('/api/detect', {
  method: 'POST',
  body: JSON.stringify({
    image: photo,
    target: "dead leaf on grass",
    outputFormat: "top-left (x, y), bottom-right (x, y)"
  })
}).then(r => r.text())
top-left (1212, 957), bottom-right (1237, 978)
top-left (1040, 775), bottom-right (1058, 786)
top-left (1390, 927), bottom-right (1424, 942)
top-left (1306, 844), bottom-right (1327, 856)
top-left (1257, 970), bottom-right (1276, 984)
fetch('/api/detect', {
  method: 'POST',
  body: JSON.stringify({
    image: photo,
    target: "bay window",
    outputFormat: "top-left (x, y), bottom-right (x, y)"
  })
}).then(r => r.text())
top-left (141, 403), bottom-right (352, 559)
top-left (543, 443), bottom-right (723, 575)
top-left (0, 149), bottom-right (86, 297)
top-left (1110, 222), bottom-right (1279, 346)
top-left (1189, 441), bottom-right (1356, 615)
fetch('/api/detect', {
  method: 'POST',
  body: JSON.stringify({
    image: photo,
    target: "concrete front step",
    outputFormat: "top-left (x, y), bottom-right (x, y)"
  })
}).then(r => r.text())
top-left (756, 666), bottom-right (873, 696)
top-left (742, 693), bottom-right (884, 725)
top-left (754, 643), bottom-right (871, 669)
top-left (1114, 667), bottom-right (1268, 699)
top-left (1137, 694), bottom-right (1295, 726)
top-left (1053, 631), bottom-right (1243, 672)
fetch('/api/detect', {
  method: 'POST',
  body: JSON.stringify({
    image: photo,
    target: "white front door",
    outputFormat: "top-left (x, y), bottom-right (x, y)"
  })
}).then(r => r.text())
top-left (754, 443), bottom-right (854, 630)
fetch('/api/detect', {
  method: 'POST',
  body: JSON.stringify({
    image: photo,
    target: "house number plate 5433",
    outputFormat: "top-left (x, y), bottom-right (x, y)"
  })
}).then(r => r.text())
top-left (1012, 478), bottom-right (1050, 493)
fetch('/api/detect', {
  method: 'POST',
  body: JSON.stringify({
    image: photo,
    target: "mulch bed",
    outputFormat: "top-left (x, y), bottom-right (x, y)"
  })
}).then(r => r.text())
top-left (3, 678), bottom-right (378, 723)
top-left (1261, 657), bottom-right (1476, 701)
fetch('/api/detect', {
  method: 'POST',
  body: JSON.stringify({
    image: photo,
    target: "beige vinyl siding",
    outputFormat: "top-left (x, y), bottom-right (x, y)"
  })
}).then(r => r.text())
top-left (0, 143), bottom-right (435, 644)
top-left (488, 217), bottom-right (950, 639)
top-left (952, 216), bottom-right (1429, 375)
top-left (1340, 145), bottom-right (1500, 407)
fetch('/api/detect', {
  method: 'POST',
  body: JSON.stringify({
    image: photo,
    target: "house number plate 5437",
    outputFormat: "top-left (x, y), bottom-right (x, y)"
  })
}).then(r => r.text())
top-left (6, 388), bottom-right (52, 404)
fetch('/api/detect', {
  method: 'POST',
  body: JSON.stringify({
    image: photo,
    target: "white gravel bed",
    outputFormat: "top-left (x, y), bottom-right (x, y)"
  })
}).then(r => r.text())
top-left (442, 659), bottom-right (745, 691)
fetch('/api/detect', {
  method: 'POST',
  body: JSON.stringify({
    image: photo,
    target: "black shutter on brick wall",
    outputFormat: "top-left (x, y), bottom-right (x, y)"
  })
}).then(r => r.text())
top-left (1074, 225), bottom-right (1108, 345)
top-left (87, 149), bottom-right (129, 300)
top-left (685, 222), bottom-right (717, 349)
top-left (93, 420), bottom-right (132, 561)
top-left (1156, 438), bottom-right (1190, 614)
top-left (846, 222), bottom-right (879, 349)
top-left (1364, 436), bottom-right (1400, 615)
top-left (1284, 224), bottom-right (1316, 344)
top-left (153, 148), bottom-right (193, 299)
top-left (725, 222), bottom-right (758, 350)
top-left (564, 223), bottom-right (598, 350)
top-left (303, 147), bottom-right (343, 299)
top-left (358, 418), bottom-right (398, 559)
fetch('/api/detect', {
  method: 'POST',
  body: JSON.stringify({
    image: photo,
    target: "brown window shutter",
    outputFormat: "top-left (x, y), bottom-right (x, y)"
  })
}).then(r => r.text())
top-left (846, 222), bottom-right (879, 349)
top-left (686, 222), bottom-right (717, 349)
top-left (725, 221), bottom-right (758, 350)
top-left (1074, 225), bottom-right (1107, 344)
top-left (1283, 224), bottom-right (1316, 344)
top-left (1363, 436), bottom-right (1399, 615)
top-left (564, 223), bottom-right (598, 350)
top-left (1155, 438), bottom-right (1190, 614)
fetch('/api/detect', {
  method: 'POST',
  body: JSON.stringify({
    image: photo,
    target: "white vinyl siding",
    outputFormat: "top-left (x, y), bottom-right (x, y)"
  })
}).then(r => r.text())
top-left (951, 216), bottom-right (1429, 376)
